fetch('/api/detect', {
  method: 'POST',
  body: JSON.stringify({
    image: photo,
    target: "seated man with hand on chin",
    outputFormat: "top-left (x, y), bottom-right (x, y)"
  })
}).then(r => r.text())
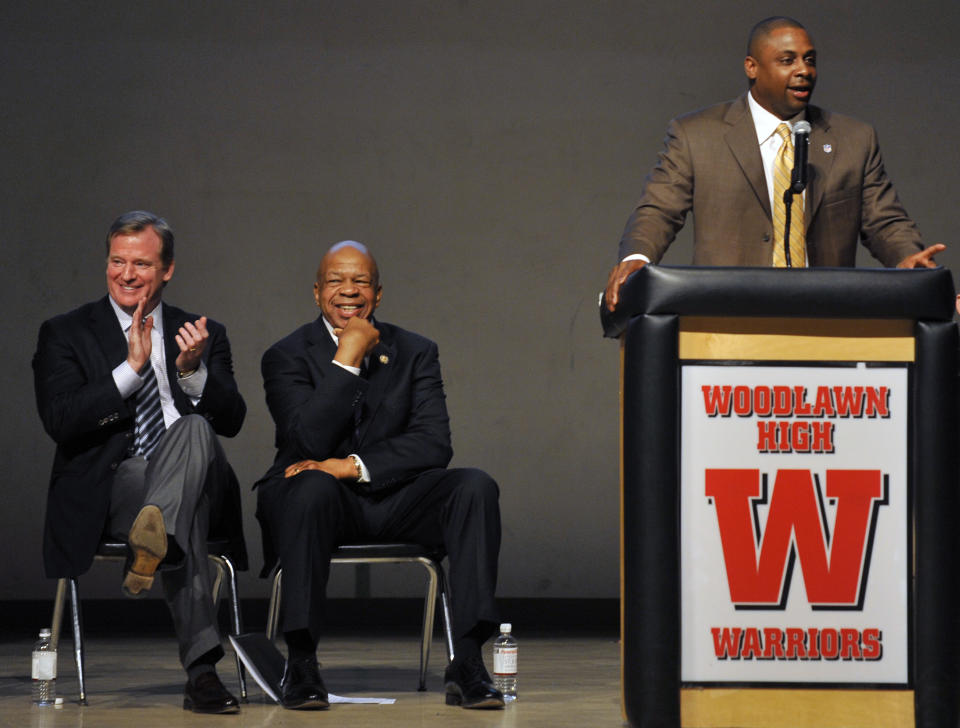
top-left (255, 240), bottom-right (504, 710)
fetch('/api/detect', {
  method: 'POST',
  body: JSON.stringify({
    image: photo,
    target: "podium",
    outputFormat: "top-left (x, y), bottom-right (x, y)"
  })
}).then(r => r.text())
top-left (602, 266), bottom-right (959, 728)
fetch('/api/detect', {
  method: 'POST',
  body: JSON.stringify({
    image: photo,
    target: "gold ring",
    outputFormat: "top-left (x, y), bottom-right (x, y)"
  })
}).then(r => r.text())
top-left (189, 347), bottom-right (197, 352)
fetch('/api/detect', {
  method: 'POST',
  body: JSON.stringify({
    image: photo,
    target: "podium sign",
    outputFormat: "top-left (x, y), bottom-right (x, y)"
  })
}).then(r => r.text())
top-left (680, 364), bottom-right (908, 685)
top-left (602, 266), bottom-right (958, 728)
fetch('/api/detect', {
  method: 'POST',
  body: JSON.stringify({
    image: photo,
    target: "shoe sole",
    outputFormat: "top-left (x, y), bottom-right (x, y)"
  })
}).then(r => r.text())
top-left (282, 698), bottom-right (330, 710)
top-left (444, 689), bottom-right (505, 709)
top-left (183, 698), bottom-right (240, 714)
top-left (123, 505), bottom-right (167, 598)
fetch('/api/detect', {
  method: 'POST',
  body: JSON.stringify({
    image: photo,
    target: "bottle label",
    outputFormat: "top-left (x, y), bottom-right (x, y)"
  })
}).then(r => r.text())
top-left (32, 651), bottom-right (56, 681)
top-left (494, 646), bottom-right (517, 675)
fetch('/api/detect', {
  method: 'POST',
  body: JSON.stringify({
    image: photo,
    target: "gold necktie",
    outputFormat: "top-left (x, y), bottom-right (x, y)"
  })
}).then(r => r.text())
top-left (772, 123), bottom-right (806, 267)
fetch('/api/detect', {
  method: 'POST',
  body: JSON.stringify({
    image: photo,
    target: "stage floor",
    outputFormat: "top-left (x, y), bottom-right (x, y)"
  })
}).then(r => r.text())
top-left (0, 633), bottom-right (622, 727)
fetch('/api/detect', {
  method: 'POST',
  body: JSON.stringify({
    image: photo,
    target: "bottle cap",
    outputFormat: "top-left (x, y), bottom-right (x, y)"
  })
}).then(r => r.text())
top-left (499, 623), bottom-right (512, 633)
top-left (39, 627), bottom-right (51, 638)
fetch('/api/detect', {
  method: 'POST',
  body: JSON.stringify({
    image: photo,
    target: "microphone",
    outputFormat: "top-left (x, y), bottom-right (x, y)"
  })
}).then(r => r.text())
top-left (790, 120), bottom-right (811, 193)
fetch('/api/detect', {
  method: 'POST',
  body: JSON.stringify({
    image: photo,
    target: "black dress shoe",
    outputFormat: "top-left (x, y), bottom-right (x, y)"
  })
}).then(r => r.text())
top-left (183, 671), bottom-right (240, 714)
top-left (444, 655), bottom-right (505, 709)
top-left (280, 656), bottom-right (329, 710)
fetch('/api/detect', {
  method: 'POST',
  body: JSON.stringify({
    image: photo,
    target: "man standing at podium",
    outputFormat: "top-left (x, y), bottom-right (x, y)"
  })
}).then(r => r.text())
top-left (604, 16), bottom-right (944, 311)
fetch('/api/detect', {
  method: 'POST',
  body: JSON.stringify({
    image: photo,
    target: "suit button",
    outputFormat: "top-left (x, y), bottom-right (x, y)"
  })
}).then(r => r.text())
top-left (125, 431), bottom-right (132, 439)
top-left (762, 233), bottom-right (771, 242)
top-left (109, 462), bottom-right (119, 470)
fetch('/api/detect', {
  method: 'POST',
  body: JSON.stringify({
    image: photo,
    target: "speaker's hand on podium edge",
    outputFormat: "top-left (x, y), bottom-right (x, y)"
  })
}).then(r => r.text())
top-left (896, 243), bottom-right (946, 269)
top-left (604, 259), bottom-right (648, 312)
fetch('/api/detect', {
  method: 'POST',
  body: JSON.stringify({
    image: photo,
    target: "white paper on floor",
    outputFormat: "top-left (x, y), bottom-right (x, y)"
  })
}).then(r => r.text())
top-left (329, 694), bottom-right (396, 704)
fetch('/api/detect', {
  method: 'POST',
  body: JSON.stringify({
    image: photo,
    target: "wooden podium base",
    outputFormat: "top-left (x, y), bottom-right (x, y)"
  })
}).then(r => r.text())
top-left (680, 687), bottom-right (914, 727)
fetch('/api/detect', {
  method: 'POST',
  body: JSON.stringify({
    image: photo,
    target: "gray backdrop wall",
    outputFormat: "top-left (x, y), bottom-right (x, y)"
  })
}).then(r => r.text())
top-left (3, 1), bottom-right (959, 602)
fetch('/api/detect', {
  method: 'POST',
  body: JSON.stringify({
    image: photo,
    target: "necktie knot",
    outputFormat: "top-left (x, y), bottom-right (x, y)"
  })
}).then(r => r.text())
top-left (776, 123), bottom-right (792, 145)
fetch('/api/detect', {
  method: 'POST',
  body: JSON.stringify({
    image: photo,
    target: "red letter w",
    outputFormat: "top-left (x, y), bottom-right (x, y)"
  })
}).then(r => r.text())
top-left (705, 469), bottom-right (886, 609)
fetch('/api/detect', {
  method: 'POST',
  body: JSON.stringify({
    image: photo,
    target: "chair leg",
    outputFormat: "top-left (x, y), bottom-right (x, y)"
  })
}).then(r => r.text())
top-left (264, 556), bottom-right (454, 692)
top-left (417, 558), bottom-right (440, 691)
top-left (437, 564), bottom-right (455, 664)
top-left (266, 569), bottom-right (282, 642)
top-left (50, 579), bottom-right (87, 702)
top-left (68, 578), bottom-right (87, 705)
top-left (50, 579), bottom-right (66, 651)
top-left (208, 554), bottom-right (247, 701)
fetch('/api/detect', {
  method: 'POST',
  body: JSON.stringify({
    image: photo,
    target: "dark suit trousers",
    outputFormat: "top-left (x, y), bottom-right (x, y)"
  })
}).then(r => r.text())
top-left (257, 467), bottom-right (501, 643)
top-left (109, 414), bottom-right (231, 668)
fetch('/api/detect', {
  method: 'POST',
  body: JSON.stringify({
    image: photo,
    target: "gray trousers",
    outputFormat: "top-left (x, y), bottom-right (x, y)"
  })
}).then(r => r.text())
top-left (108, 414), bottom-right (230, 669)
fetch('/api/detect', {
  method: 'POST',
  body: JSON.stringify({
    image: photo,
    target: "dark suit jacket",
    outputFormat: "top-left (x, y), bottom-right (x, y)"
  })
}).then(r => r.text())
top-left (619, 93), bottom-right (923, 267)
top-left (256, 316), bottom-right (453, 496)
top-left (255, 316), bottom-right (453, 574)
top-left (33, 296), bottom-right (248, 577)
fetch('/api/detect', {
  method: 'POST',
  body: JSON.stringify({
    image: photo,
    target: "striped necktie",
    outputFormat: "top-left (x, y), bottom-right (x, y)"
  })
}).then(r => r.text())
top-left (132, 365), bottom-right (165, 459)
top-left (772, 123), bottom-right (806, 267)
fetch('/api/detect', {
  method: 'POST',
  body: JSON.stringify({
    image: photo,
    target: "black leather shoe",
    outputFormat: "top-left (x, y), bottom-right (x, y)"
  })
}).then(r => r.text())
top-left (280, 656), bottom-right (329, 710)
top-left (183, 671), bottom-right (240, 714)
top-left (444, 655), bottom-right (505, 709)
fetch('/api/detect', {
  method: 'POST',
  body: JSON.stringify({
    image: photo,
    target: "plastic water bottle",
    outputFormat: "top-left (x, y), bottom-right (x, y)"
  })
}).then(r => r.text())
top-left (492, 622), bottom-right (518, 701)
top-left (32, 628), bottom-right (57, 706)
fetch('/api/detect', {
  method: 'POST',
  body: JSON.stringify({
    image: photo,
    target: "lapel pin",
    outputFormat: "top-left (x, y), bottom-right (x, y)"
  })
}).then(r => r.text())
top-left (822, 144), bottom-right (832, 154)
top-left (379, 354), bottom-right (389, 364)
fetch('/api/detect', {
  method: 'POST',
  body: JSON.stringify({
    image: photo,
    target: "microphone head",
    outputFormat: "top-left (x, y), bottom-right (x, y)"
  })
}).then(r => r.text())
top-left (793, 120), bottom-right (812, 137)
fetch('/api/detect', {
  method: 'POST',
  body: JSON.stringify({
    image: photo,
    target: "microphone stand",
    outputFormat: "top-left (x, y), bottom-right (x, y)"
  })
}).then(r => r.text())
top-left (782, 123), bottom-right (811, 269)
top-left (782, 188), bottom-right (795, 268)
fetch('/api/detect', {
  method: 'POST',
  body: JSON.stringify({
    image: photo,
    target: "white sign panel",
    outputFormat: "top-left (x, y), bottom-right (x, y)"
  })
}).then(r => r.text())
top-left (680, 364), bottom-right (908, 684)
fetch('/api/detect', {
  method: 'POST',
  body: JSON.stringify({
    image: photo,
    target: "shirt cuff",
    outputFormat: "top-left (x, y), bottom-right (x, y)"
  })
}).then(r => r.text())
top-left (113, 360), bottom-right (145, 399)
top-left (177, 360), bottom-right (208, 404)
top-left (332, 359), bottom-right (362, 376)
top-left (349, 454), bottom-right (371, 482)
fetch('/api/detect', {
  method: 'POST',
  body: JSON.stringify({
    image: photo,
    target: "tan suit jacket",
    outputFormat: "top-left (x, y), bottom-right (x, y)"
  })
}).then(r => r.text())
top-left (619, 93), bottom-right (923, 267)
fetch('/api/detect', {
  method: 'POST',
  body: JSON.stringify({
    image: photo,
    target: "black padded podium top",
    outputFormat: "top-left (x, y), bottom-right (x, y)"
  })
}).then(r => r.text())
top-left (601, 265), bottom-right (956, 338)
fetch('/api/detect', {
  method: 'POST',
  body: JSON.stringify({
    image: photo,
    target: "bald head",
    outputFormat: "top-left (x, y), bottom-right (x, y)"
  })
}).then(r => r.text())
top-left (317, 240), bottom-right (380, 288)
